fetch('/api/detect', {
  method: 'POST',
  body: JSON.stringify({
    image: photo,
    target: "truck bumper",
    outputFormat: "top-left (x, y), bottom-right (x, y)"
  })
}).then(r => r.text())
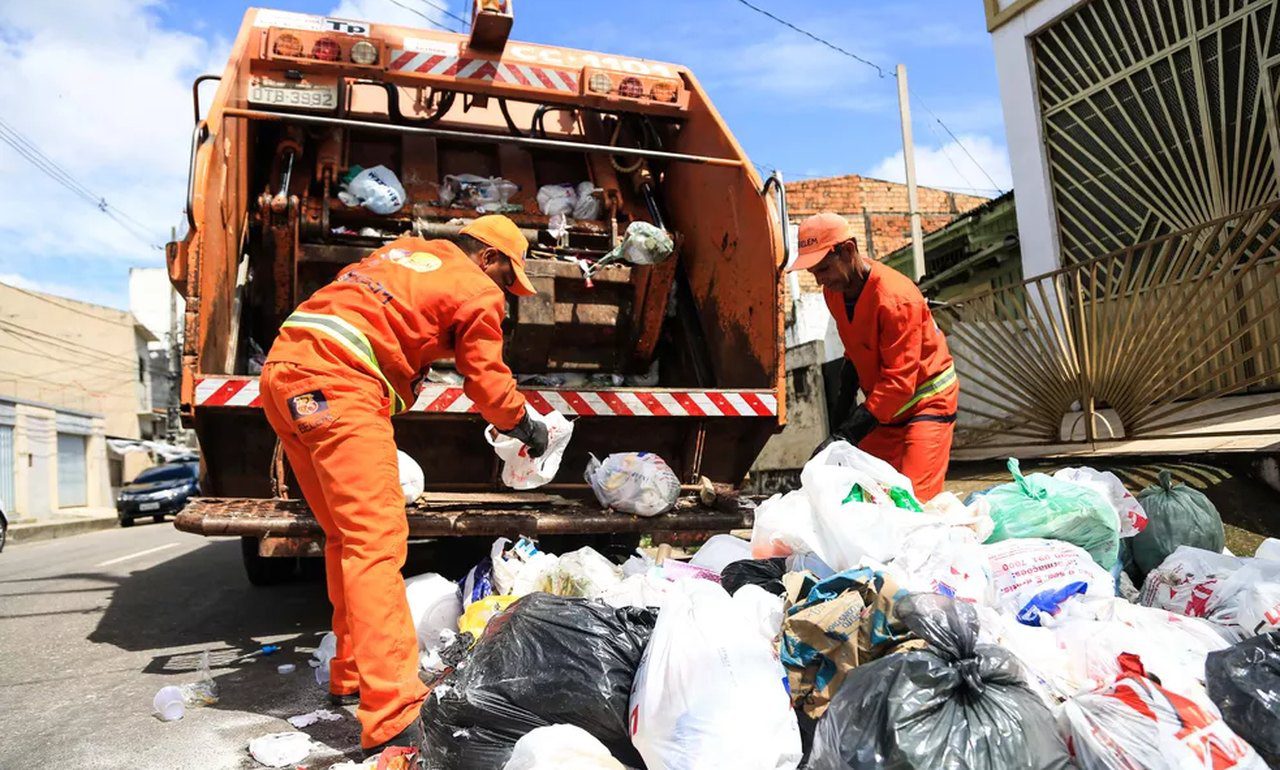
top-left (173, 490), bottom-right (755, 540)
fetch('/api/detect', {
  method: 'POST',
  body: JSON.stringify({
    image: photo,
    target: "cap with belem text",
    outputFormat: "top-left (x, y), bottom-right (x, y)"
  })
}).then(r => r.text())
top-left (787, 212), bottom-right (857, 272)
top-left (461, 215), bottom-right (536, 296)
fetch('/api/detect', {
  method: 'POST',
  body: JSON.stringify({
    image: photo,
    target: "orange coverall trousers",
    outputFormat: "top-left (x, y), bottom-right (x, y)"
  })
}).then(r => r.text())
top-left (858, 416), bottom-right (956, 502)
top-left (260, 359), bottom-right (427, 748)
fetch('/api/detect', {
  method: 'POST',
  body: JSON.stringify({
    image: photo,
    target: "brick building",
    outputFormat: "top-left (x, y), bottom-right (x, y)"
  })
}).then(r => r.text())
top-left (785, 174), bottom-right (989, 294)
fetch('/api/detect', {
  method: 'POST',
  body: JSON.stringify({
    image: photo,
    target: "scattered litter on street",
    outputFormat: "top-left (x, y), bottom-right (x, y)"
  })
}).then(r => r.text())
top-left (152, 686), bottom-right (185, 722)
top-left (286, 708), bottom-right (343, 728)
top-left (276, 663), bottom-right (295, 675)
top-left (247, 731), bottom-right (315, 768)
top-left (177, 649), bottom-right (219, 706)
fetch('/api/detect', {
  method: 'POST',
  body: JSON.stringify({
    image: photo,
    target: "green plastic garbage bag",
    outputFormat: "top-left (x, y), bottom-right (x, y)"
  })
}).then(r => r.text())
top-left (983, 458), bottom-right (1119, 568)
top-left (1129, 469), bottom-right (1224, 581)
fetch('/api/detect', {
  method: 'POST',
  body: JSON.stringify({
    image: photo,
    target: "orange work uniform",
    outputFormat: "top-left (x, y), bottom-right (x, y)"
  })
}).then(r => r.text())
top-left (825, 261), bottom-right (958, 501)
top-left (261, 236), bottom-right (527, 748)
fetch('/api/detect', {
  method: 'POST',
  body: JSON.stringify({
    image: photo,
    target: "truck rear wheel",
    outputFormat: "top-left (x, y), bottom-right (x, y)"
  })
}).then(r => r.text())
top-left (240, 536), bottom-right (298, 586)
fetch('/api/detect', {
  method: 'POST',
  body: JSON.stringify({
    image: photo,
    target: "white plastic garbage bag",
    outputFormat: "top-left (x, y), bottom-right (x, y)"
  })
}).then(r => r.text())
top-left (248, 732), bottom-right (315, 768)
top-left (572, 181), bottom-right (600, 220)
top-left (403, 572), bottom-right (462, 654)
top-left (1139, 545), bottom-right (1243, 623)
top-left (584, 452), bottom-right (681, 517)
top-left (536, 183), bottom-right (578, 217)
top-left (504, 724), bottom-right (626, 770)
top-left (1213, 558), bottom-right (1280, 637)
top-left (310, 631), bottom-right (338, 686)
top-left (600, 572), bottom-right (672, 609)
top-left (397, 450), bottom-right (425, 505)
top-left (750, 490), bottom-right (819, 560)
top-left (440, 173), bottom-right (519, 212)
top-left (486, 408), bottom-right (574, 490)
top-left (689, 534), bottom-right (752, 574)
top-left (808, 440), bottom-right (916, 497)
top-left (985, 538), bottom-right (1115, 623)
top-left (629, 580), bottom-right (802, 770)
top-left (341, 165), bottom-right (405, 215)
top-left (1255, 537), bottom-right (1280, 561)
top-left (543, 546), bottom-right (622, 598)
top-left (888, 525), bottom-right (994, 605)
top-left (1052, 466), bottom-right (1148, 537)
top-left (1060, 656), bottom-right (1265, 770)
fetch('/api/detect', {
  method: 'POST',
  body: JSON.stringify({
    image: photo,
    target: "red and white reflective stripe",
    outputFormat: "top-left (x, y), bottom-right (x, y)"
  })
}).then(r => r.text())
top-left (387, 50), bottom-right (579, 93)
top-left (191, 377), bottom-right (777, 417)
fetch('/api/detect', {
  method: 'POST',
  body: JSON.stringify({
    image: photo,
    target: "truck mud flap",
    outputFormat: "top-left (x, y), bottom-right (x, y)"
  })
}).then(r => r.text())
top-left (174, 491), bottom-right (755, 539)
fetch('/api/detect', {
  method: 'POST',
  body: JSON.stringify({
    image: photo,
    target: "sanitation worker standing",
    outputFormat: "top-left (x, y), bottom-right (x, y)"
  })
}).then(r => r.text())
top-left (789, 212), bottom-right (959, 501)
top-left (260, 214), bottom-right (550, 758)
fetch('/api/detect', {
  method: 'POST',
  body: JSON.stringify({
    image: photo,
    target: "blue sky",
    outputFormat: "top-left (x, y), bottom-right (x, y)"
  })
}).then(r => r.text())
top-left (0, 0), bottom-right (1008, 310)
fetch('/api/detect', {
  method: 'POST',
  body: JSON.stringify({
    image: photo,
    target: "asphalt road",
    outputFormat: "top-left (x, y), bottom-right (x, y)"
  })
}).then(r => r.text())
top-left (0, 522), bottom-right (364, 769)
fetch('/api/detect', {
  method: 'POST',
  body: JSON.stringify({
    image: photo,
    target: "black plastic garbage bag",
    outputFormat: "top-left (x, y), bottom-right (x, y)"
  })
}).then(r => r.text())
top-left (421, 592), bottom-right (656, 769)
top-left (721, 557), bottom-right (788, 596)
top-left (1206, 631), bottom-right (1280, 766)
top-left (808, 593), bottom-right (1072, 770)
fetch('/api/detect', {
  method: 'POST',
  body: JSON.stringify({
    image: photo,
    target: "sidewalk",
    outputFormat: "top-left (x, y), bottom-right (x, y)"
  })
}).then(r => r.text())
top-left (8, 508), bottom-right (118, 545)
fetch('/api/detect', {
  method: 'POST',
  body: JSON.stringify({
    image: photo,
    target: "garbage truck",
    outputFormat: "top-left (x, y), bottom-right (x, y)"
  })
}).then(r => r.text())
top-left (168, 3), bottom-right (789, 584)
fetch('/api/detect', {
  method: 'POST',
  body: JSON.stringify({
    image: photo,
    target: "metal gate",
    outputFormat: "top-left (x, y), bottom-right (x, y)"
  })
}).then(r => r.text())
top-left (57, 433), bottom-right (87, 508)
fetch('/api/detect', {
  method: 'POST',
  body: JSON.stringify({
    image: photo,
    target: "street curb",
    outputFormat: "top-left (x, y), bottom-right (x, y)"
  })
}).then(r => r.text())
top-left (9, 516), bottom-right (119, 545)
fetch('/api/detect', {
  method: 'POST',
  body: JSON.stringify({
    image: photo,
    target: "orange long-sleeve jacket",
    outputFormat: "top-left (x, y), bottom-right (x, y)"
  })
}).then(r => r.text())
top-left (824, 261), bottom-right (957, 424)
top-left (267, 236), bottom-right (527, 430)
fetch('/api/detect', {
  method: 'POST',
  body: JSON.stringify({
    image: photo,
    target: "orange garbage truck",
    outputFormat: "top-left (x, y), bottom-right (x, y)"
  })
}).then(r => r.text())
top-left (168, 3), bottom-right (790, 584)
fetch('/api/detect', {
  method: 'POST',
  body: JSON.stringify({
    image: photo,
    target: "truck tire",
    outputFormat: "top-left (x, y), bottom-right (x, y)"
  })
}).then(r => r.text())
top-left (241, 536), bottom-right (298, 586)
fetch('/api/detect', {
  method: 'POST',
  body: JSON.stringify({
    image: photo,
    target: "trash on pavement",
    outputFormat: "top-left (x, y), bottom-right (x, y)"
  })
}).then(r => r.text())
top-left (178, 649), bottom-right (219, 706)
top-left (807, 593), bottom-right (1072, 770)
top-left (440, 174), bottom-right (520, 213)
top-left (247, 731), bottom-right (316, 768)
top-left (404, 571), bottom-right (463, 653)
top-left (339, 165), bottom-right (406, 215)
top-left (457, 594), bottom-right (518, 637)
top-left (721, 557), bottom-right (788, 597)
top-left (687, 533), bottom-right (752, 573)
top-left (503, 724), bottom-right (625, 770)
top-left (1052, 466), bottom-right (1148, 536)
top-left (986, 538), bottom-right (1115, 623)
top-left (780, 567), bottom-right (915, 719)
top-left (310, 631), bottom-right (337, 686)
top-left (982, 458), bottom-right (1119, 568)
top-left (584, 452), bottom-right (681, 517)
top-left (152, 685), bottom-right (185, 722)
top-left (286, 708), bottom-right (343, 728)
top-left (276, 663), bottom-right (295, 675)
top-left (1060, 653), bottom-right (1265, 769)
top-left (397, 450), bottom-right (424, 505)
top-left (422, 593), bottom-right (656, 769)
top-left (1206, 631), bottom-right (1280, 766)
top-left (1130, 469), bottom-right (1225, 580)
top-left (486, 408), bottom-right (574, 490)
top-left (629, 579), bottom-right (802, 770)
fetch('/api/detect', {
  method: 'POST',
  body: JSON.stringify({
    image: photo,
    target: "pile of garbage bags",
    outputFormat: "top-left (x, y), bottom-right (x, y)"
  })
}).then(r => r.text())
top-left (378, 442), bottom-right (1274, 768)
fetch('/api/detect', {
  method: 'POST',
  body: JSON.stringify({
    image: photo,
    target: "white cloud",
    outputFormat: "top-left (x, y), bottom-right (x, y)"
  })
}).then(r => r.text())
top-left (0, 0), bottom-right (231, 307)
top-left (0, 272), bottom-right (125, 310)
top-left (868, 133), bottom-right (1012, 195)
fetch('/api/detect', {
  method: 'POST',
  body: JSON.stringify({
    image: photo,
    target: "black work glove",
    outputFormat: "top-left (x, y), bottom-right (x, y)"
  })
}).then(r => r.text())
top-left (811, 405), bottom-right (879, 458)
top-left (500, 413), bottom-right (549, 458)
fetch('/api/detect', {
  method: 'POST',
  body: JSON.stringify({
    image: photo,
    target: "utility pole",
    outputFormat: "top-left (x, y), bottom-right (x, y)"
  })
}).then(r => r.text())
top-left (167, 226), bottom-right (182, 443)
top-left (896, 63), bottom-right (926, 282)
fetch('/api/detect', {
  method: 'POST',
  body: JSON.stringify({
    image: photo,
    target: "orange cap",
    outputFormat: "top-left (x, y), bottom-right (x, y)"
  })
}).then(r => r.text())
top-left (461, 214), bottom-right (536, 296)
top-left (788, 212), bottom-right (857, 272)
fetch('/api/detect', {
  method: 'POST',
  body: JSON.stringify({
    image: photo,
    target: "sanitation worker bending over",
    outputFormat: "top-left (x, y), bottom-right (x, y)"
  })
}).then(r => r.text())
top-left (261, 215), bottom-right (550, 758)
top-left (789, 212), bottom-right (959, 502)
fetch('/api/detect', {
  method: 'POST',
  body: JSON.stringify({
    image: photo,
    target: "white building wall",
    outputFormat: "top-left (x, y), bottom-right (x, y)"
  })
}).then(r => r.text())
top-left (990, 0), bottom-right (1085, 278)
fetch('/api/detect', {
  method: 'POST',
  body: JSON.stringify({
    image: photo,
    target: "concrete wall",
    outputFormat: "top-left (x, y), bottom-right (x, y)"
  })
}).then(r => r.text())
top-left (751, 340), bottom-right (829, 487)
top-left (3, 400), bottom-right (114, 520)
top-left (989, 0), bottom-right (1084, 277)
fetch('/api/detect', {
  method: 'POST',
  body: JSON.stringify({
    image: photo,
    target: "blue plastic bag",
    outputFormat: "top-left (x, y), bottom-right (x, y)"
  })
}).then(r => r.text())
top-left (983, 458), bottom-right (1120, 568)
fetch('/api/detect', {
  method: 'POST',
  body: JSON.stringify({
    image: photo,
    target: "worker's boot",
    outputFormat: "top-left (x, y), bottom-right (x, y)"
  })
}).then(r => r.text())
top-left (364, 717), bottom-right (426, 761)
top-left (328, 689), bottom-right (360, 707)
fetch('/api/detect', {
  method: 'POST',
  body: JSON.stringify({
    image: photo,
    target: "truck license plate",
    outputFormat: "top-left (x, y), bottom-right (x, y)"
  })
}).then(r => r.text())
top-left (248, 79), bottom-right (337, 110)
top-left (140, 502), bottom-right (161, 512)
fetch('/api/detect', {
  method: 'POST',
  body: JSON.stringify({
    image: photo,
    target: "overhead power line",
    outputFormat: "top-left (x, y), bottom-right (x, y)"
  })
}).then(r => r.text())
top-left (382, 0), bottom-right (461, 32)
top-left (0, 116), bottom-right (164, 249)
top-left (731, 0), bottom-right (1007, 194)
top-left (417, 0), bottom-right (471, 28)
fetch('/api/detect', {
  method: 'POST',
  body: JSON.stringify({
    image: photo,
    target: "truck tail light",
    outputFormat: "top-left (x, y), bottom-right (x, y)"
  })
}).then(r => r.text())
top-left (650, 80), bottom-right (679, 103)
top-left (273, 34), bottom-right (303, 58)
top-left (618, 77), bottom-right (644, 99)
top-left (588, 72), bottom-right (613, 94)
top-left (312, 37), bottom-right (341, 62)
top-left (350, 40), bottom-right (378, 65)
